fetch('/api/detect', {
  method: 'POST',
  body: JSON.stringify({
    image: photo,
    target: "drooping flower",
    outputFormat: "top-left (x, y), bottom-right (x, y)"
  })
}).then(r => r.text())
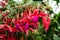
top-left (24, 23), bottom-right (29, 35)
top-left (42, 16), bottom-right (50, 32)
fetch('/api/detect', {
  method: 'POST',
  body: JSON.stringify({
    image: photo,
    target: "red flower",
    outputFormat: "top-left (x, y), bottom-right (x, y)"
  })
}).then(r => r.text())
top-left (39, 10), bottom-right (48, 17)
top-left (19, 27), bottom-right (24, 32)
top-left (12, 27), bottom-right (17, 32)
top-left (33, 9), bottom-right (39, 15)
top-left (42, 16), bottom-right (50, 32)
top-left (22, 10), bottom-right (29, 17)
top-left (4, 24), bottom-right (12, 32)
top-left (24, 23), bottom-right (29, 32)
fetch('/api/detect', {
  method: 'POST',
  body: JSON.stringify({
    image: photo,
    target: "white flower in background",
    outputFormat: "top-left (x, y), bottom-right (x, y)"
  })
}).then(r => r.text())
top-left (43, 0), bottom-right (60, 14)
top-left (49, 0), bottom-right (60, 14)
top-left (13, 0), bottom-right (23, 3)
top-left (43, 0), bottom-right (47, 2)
top-left (0, 0), bottom-right (3, 2)
top-left (51, 13), bottom-right (55, 18)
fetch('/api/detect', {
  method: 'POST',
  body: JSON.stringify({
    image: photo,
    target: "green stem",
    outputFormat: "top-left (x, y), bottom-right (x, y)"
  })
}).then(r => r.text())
top-left (55, 20), bottom-right (60, 26)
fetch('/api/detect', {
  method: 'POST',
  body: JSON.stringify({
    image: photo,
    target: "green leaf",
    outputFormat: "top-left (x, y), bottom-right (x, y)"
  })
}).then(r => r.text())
top-left (53, 34), bottom-right (60, 40)
top-left (58, 26), bottom-right (60, 29)
top-left (54, 0), bottom-right (59, 4)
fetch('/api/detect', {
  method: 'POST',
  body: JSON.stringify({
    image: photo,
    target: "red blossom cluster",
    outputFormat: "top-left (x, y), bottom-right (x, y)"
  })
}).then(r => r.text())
top-left (0, 9), bottom-right (50, 39)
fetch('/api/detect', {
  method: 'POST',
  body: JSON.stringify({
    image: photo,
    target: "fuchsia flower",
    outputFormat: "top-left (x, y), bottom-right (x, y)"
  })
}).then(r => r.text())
top-left (42, 16), bottom-right (50, 32)
top-left (38, 10), bottom-right (51, 31)
top-left (0, 8), bottom-right (50, 36)
top-left (32, 9), bottom-right (39, 22)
